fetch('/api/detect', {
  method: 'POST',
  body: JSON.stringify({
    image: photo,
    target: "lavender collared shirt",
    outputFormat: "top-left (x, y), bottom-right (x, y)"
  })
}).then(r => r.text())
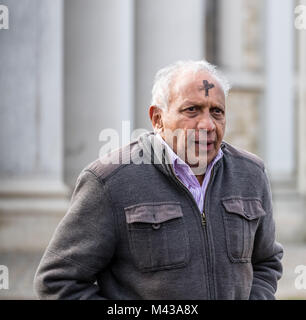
top-left (156, 133), bottom-right (223, 213)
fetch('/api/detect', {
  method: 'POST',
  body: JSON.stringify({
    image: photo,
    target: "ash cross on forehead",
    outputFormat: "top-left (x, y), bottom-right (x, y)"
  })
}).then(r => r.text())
top-left (202, 80), bottom-right (215, 97)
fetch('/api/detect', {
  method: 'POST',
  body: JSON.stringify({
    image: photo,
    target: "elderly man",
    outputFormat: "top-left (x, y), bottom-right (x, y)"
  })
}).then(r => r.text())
top-left (34, 60), bottom-right (283, 300)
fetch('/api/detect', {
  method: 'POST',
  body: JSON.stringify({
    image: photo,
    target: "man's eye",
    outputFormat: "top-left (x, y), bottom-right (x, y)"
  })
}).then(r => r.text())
top-left (211, 107), bottom-right (224, 115)
top-left (185, 106), bottom-right (197, 112)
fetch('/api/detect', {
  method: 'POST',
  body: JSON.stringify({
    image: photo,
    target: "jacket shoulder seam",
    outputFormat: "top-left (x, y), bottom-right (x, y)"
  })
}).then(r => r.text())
top-left (222, 142), bottom-right (265, 171)
top-left (86, 163), bottom-right (129, 183)
top-left (84, 169), bottom-right (120, 246)
top-left (226, 153), bottom-right (265, 171)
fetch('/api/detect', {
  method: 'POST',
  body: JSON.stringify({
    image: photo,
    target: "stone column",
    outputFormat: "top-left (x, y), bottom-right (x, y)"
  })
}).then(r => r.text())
top-left (0, 0), bottom-right (69, 251)
top-left (64, 0), bottom-right (135, 187)
top-left (134, 0), bottom-right (205, 130)
top-left (297, 0), bottom-right (306, 196)
top-left (217, 0), bottom-right (265, 156)
top-left (265, 0), bottom-right (295, 181)
top-left (218, 0), bottom-right (244, 72)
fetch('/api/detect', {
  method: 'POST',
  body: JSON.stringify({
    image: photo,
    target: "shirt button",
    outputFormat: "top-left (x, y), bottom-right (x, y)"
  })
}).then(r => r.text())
top-left (152, 223), bottom-right (161, 230)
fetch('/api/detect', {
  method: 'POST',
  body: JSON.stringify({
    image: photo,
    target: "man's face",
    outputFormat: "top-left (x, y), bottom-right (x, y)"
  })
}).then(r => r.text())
top-left (157, 70), bottom-right (226, 172)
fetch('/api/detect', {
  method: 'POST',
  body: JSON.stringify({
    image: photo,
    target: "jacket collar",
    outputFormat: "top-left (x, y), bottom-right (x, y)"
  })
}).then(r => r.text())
top-left (138, 131), bottom-right (224, 178)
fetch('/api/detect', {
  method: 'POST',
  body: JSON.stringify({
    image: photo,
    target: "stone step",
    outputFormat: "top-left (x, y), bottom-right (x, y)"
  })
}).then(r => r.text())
top-left (0, 251), bottom-right (43, 300)
top-left (0, 198), bottom-right (68, 252)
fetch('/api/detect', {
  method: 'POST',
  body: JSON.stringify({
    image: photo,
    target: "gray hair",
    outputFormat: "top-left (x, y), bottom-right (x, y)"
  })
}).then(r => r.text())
top-left (151, 60), bottom-right (231, 111)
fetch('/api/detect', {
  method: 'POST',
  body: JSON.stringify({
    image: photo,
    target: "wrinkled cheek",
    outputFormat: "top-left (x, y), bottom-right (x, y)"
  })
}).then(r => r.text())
top-left (217, 122), bottom-right (226, 142)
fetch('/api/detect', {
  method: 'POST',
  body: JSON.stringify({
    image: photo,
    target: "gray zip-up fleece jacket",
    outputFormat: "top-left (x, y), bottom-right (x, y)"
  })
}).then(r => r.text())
top-left (34, 132), bottom-right (283, 300)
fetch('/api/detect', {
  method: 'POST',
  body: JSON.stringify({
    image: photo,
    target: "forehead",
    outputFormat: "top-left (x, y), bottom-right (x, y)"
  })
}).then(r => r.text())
top-left (169, 70), bottom-right (225, 105)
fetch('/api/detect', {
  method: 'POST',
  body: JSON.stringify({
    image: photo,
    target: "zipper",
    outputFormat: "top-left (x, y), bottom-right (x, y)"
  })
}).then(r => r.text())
top-left (201, 166), bottom-right (215, 227)
top-left (167, 165), bottom-right (203, 217)
top-left (166, 162), bottom-right (218, 227)
top-left (166, 162), bottom-right (219, 300)
top-left (200, 165), bottom-right (216, 299)
top-left (201, 211), bottom-right (206, 226)
top-left (155, 138), bottom-right (225, 299)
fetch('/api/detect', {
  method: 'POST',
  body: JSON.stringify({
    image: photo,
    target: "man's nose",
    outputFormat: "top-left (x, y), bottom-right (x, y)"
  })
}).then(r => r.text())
top-left (197, 113), bottom-right (215, 131)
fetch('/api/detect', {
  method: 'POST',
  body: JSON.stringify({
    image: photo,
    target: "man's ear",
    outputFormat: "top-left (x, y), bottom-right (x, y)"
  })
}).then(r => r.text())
top-left (149, 106), bottom-right (164, 132)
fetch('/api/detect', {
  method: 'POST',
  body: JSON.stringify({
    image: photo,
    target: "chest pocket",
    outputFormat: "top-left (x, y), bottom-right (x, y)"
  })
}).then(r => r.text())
top-left (221, 198), bottom-right (266, 263)
top-left (124, 202), bottom-right (190, 272)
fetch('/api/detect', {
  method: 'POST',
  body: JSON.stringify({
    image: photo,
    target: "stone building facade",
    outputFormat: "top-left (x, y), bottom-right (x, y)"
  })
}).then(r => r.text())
top-left (0, 0), bottom-right (305, 299)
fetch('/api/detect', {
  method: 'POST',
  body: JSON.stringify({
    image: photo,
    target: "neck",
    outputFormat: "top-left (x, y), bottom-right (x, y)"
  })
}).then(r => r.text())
top-left (196, 174), bottom-right (204, 186)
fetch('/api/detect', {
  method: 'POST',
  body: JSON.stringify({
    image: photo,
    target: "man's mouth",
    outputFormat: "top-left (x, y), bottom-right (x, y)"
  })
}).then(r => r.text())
top-left (194, 140), bottom-right (215, 150)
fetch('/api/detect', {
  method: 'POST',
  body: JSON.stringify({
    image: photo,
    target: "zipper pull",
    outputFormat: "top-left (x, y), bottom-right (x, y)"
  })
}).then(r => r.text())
top-left (202, 211), bottom-right (206, 226)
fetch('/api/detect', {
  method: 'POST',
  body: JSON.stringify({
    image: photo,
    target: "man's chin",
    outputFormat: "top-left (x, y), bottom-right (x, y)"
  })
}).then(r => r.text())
top-left (184, 155), bottom-right (208, 176)
top-left (206, 148), bottom-right (218, 165)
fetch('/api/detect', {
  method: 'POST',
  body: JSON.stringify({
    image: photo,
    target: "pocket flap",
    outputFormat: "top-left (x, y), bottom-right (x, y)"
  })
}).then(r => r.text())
top-left (124, 202), bottom-right (183, 224)
top-left (221, 198), bottom-right (266, 220)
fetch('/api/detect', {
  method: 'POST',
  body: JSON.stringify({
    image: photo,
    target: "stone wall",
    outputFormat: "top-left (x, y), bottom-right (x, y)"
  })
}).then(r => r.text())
top-left (224, 89), bottom-right (261, 155)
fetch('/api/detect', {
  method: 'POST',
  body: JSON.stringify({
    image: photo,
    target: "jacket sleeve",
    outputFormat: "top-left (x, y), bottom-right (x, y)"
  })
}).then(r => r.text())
top-left (249, 168), bottom-right (283, 300)
top-left (33, 169), bottom-right (117, 300)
